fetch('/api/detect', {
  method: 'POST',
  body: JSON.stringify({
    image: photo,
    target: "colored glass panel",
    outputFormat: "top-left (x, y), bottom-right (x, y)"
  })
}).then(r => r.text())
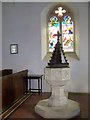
top-left (62, 16), bottom-right (74, 52)
top-left (48, 16), bottom-right (60, 52)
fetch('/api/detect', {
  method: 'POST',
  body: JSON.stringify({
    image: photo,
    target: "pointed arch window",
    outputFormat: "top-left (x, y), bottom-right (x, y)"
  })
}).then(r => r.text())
top-left (48, 6), bottom-right (75, 53)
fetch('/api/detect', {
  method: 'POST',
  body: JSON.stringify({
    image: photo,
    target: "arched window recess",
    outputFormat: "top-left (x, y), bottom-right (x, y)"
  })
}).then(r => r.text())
top-left (41, 3), bottom-right (80, 61)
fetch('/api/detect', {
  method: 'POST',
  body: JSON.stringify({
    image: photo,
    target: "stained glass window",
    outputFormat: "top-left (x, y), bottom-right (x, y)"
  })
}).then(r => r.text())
top-left (48, 7), bottom-right (74, 53)
top-left (48, 16), bottom-right (60, 52)
top-left (62, 16), bottom-right (74, 52)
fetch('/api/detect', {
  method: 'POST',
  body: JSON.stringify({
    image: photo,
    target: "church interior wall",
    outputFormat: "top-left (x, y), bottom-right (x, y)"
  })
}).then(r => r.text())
top-left (2, 2), bottom-right (88, 93)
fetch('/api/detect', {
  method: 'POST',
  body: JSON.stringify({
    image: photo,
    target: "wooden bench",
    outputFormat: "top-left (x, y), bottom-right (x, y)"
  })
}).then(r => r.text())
top-left (1, 69), bottom-right (28, 112)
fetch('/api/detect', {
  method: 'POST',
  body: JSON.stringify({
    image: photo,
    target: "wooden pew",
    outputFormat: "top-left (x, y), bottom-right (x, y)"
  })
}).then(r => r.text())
top-left (1, 69), bottom-right (28, 112)
top-left (0, 69), bottom-right (13, 113)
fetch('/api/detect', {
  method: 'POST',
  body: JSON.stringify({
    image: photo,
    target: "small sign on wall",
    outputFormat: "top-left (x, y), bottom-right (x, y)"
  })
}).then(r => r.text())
top-left (10, 44), bottom-right (18, 54)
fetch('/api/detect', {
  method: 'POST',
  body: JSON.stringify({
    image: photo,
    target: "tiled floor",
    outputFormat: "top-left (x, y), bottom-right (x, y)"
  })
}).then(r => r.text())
top-left (6, 92), bottom-right (89, 119)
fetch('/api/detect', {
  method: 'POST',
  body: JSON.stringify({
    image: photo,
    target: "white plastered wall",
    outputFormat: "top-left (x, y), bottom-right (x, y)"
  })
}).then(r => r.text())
top-left (2, 2), bottom-right (88, 93)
